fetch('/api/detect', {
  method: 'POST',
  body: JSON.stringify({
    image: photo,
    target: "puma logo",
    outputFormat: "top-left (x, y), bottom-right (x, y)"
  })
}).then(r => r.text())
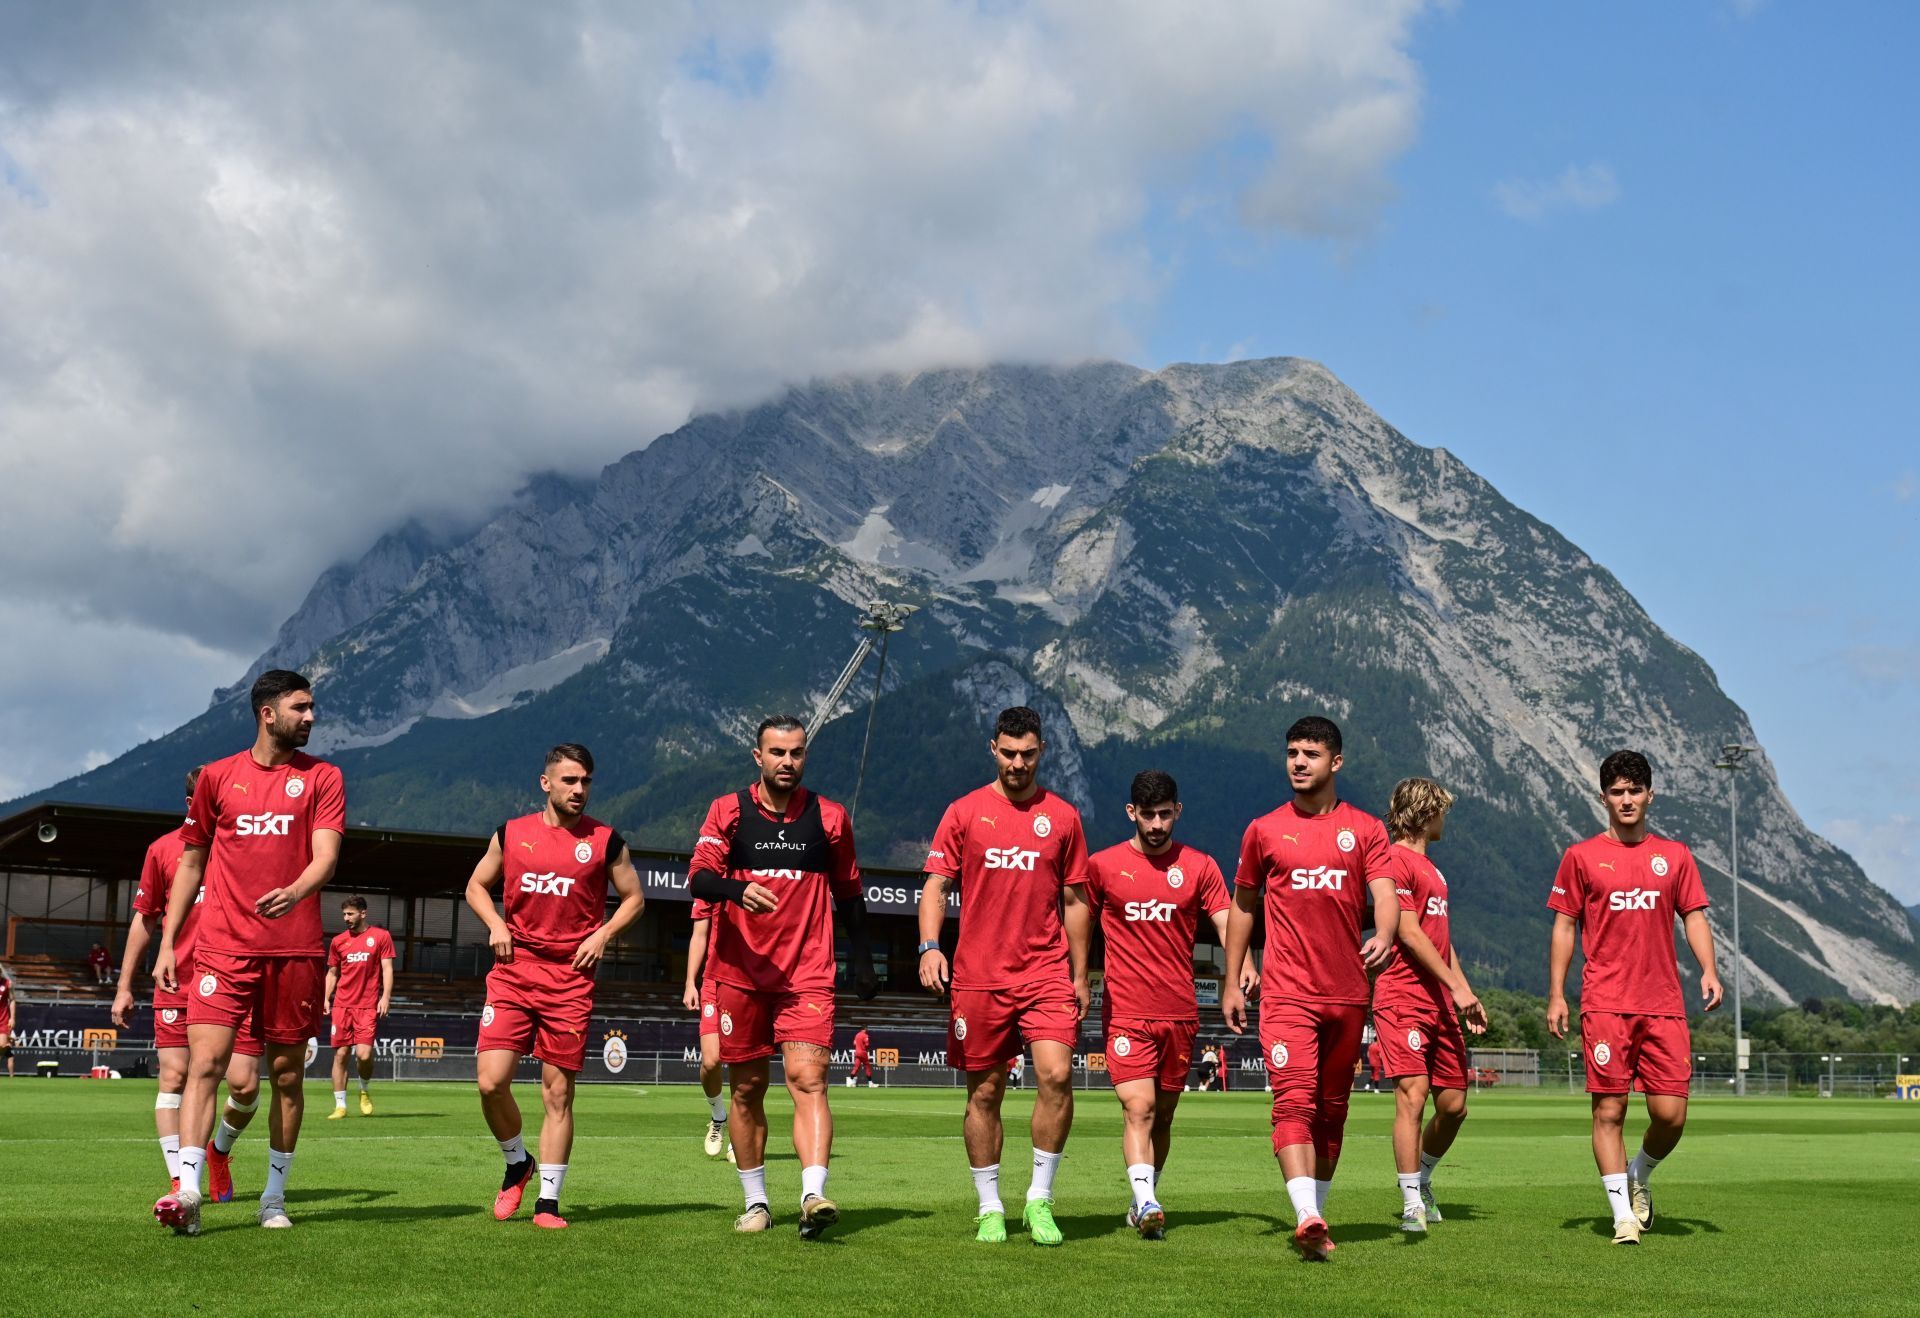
top-left (519, 841), bottom-right (537, 852)
top-left (1598, 862), bottom-right (1616, 872)
top-left (1281, 832), bottom-right (1300, 844)
top-left (231, 783), bottom-right (249, 795)
top-left (980, 816), bottom-right (999, 830)
top-left (806, 1001), bottom-right (824, 1015)
top-left (1120, 869), bottom-right (1137, 882)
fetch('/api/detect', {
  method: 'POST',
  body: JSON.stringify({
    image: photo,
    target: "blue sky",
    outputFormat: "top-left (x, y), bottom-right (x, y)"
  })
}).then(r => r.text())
top-left (1141, 3), bottom-right (1918, 900)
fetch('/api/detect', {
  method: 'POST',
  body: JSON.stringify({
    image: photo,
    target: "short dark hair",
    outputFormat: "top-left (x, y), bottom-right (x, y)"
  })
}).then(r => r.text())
top-left (341, 896), bottom-right (368, 911)
top-left (1130, 770), bottom-right (1179, 810)
top-left (249, 669), bottom-right (310, 721)
top-left (993, 706), bottom-right (1044, 742)
top-left (1285, 715), bottom-right (1342, 755)
top-left (1598, 750), bottom-right (1652, 791)
top-left (184, 765), bottom-right (203, 796)
top-left (756, 714), bottom-right (806, 745)
top-left (545, 743), bottom-right (594, 773)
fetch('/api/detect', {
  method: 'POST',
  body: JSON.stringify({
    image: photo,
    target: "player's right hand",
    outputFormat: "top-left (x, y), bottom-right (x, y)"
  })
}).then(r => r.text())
top-left (1222, 983), bottom-right (1247, 1035)
top-left (1455, 984), bottom-right (1488, 1035)
top-left (682, 982), bottom-right (700, 1011)
top-left (918, 948), bottom-right (949, 997)
top-left (490, 927), bottom-right (515, 963)
top-left (740, 882), bottom-right (780, 913)
top-left (1545, 993), bottom-right (1570, 1038)
top-left (154, 945), bottom-right (177, 995)
top-left (111, 987), bottom-right (135, 1028)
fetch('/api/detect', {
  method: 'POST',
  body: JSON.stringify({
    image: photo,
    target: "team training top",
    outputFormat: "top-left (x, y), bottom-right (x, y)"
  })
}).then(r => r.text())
top-left (134, 826), bottom-right (210, 985)
top-left (1547, 833), bottom-right (1708, 1018)
top-left (690, 896), bottom-right (718, 991)
top-left (1234, 799), bottom-right (1394, 1006)
top-left (690, 784), bottom-right (859, 994)
top-left (0, 974), bottom-right (12, 1026)
top-left (494, 813), bottom-right (625, 960)
top-left (1371, 845), bottom-right (1455, 1014)
top-left (182, 750), bottom-right (347, 959)
top-left (926, 784), bottom-right (1089, 991)
top-left (1074, 840), bottom-right (1229, 1021)
top-left (328, 925), bottom-right (396, 1010)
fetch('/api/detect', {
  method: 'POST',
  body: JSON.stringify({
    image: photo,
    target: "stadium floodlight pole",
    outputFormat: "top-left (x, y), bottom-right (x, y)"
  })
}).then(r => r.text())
top-left (1714, 742), bottom-right (1761, 1096)
top-left (848, 601), bottom-right (916, 823)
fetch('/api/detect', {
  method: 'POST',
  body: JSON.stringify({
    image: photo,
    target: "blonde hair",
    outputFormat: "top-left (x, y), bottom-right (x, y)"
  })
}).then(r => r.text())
top-left (1387, 776), bottom-right (1455, 841)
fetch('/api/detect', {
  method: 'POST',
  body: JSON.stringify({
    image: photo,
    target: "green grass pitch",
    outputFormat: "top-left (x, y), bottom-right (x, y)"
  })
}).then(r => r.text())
top-left (1, 1079), bottom-right (1915, 1315)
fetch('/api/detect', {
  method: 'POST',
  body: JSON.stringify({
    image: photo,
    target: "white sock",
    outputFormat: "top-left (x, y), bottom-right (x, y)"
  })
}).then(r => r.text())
top-left (499, 1133), bottom-right (528, 1166)
top-left (1602, 1172), bottom-right (1631, 1222)
top-left (707, 1092), bottom-right (727, 1123)
top-left (971, 1163), bottom-right (1003, 1214)
top-left (1126, 1162), bottom-right (1155, 1210)
top-left (333, 1090), bottom-right (347, 1108)
top-left (212, 1120), bottom-right (241, 1155)
top-left (159, 1134), bottom-right (181, 1179)
top-left (738, 1164), bottom-right (768, 1209)
top-left (1285, 1175), bottom-right (1319, 1225)
top-left (1397, 1172), bottom-right (1423, 1212)
top-left (1314, 1177), bottom-right (1332, 1215)
top-left (178, 1146), bottom-right (206, 1196)
top-left (538, 1163), bottom-right (568, 1202)
top-left (801, 1164), bottom-right (828, 1203)
top-left (263, 1148), bottom-right (293, 1203)
top-left (1028, 1148), bottom-right (1062, 1203)
top-left (1418, 1150), bottom-right (1442, 1184)
top-left (1629, 1146), bottom-right (1662, 1183)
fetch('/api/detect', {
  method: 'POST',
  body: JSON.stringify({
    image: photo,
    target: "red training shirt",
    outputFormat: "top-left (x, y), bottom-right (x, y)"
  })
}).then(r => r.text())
top-left (1234, 799), bottom-right (1393, 1006)
top-left (1371, 845), bottom-right (1455, 1014)
top-left (1548, 832), bottom-right (1708, 1017)
top-left (135, 826), bottom-right (209, 987)
top-left (328, 926), bottom-right (396, 1010)
top-left (495, 813), bottom-right (623, 960)
top-left (1074, 840), bottom-right (1229, 1021)
top-left (182, 750), bottom-right (347, 959)
top-left (690, 784), bottom-right (859, 994)
top-left (926, 784), bottom-right (1089, 992)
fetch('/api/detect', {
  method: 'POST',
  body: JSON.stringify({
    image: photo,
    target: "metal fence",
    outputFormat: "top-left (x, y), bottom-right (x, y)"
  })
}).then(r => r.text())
top-left (1547, 1050), bottom-right (1919, 1098)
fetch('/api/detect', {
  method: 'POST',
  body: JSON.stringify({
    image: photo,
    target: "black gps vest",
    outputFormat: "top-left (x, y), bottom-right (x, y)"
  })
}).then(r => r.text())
top-left (725, 789), bottom-right (833, 874)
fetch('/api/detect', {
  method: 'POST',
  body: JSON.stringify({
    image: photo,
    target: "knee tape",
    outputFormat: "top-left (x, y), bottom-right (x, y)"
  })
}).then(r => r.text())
top-left (155, 1091), bottom-right (184, 1111)
top-left (224, 1093), bottom-right (260, 1114)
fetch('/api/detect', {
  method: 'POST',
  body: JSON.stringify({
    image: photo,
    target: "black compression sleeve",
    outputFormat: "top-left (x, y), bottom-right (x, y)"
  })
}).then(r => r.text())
top-left (688, 868), bottom-right (751, 905)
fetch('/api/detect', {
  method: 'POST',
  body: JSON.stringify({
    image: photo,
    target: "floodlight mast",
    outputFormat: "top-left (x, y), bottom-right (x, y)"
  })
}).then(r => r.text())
top-left (1713, 742), bottom-right (1761, 1096)
top-left (805, 602), bottom-right (916, 821)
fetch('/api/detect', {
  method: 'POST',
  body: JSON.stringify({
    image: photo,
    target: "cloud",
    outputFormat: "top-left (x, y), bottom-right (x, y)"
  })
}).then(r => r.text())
top-left (0, 1), bottom-right (1435, 795)
top-left (1493, 162), bottom-right (1621, 222)
top-left (1822, 815), bottom-right (1920, 906)
top-left (1834, 645), bottom-right (1920, 689)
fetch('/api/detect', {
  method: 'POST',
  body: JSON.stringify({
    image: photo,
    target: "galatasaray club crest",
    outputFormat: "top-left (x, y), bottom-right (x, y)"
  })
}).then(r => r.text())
top-left (703, 1003), bottom-right (715, 1019)
top-left (574, 841), bottom-right (594, 864)
top-left (1408, 1029), bottom-right (1425, 1052)
top-left (1270, 1042), bottom-right (1289, 1069)
top-left (720, 1012), bottom-right (734, 1037)
top-left (602, 1030), bottom-right (629, 1075)
top-left (198, 974), bottom-right (218, 997)
top-left (482, 1004), bottom-right (496, 1027)
top-left (1593, 1041), bottom-right (1612, 1067)
top-left (1166, 866), bottom-right (1185, 889)
top-left (1335, 829), bottom-right (1356, 853)
top-left (1032, 813), bottom-right (1053, 839)
top-left (1650, 853), bottom-right (1669, 877)
top-left (954, 1015), bottom-right (969, 1041)
top-left (304, 1037), bottom-right (319, 1068)
top-left (1113, 1035), bottom-right (1132, 1058)
top-left (365, 934), bottom-right (376, 947)
top-left (284, 777), bottom-right (305, 798)
top-left (162, 1009), bottom-right (179, 1024)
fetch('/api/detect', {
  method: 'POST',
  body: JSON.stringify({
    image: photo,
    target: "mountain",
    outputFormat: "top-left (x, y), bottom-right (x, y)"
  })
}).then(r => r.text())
top-left (21, 358), bottom-right (1918, 1004)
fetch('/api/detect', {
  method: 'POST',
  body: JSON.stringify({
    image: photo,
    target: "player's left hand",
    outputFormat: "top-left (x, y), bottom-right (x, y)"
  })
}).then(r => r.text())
top-left (1238, 964), bottom-right (1260, 996)
top-left (1455, 984), bottom-right (1488, 1035)
top-left (1359, 933), bottom-right (1395, 971)
top-left (111, 987), bottom-right (136, 1028)
top-left (1700, 971), bottom-right (1724, 1011)
top-left (1072, 977), bottom-right (1091, 1022)
top-left (1222, 983), bottom-right (1248, 1035)
top-left (376, 999), bottom-right (390, 1019)
top-left (255, 886), bottom-right (298, 918)
top-left (572, 930), bottom-right (610, 971)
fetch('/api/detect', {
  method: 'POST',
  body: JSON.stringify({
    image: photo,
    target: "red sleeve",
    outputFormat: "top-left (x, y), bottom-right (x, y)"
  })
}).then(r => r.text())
top-left (690, 796), bottom-right (736, 875)
top-left (691, 898), bottom-right (715, 922)
top-left (1233, 821), bottom-right (1264, 890)
top-left (311, 764), bottom-right (346, 834)
top-left (1673, 848), bottom-right (1709, 915)
top-left (378, 929), bottom-right (397, 960)
top-left (1359, 816), bottom-right (1394, 883)
top-left (1198, 856), bottom-right (1230, 917)
top-left (925, 801), bottom-right (964, 879)
top-left (1058, 813), bottom-right (1090, 889)
top-left (181, 766), bottom-right (218, 849)
top-left (135, 846), bottom-right (165, 917)
top-left (825, 800), bottom-right (861, 898)
top-left (1387, 850), bottom-right (1417, 912)
top-left (1547, 848), bottom-right (1584, 917)
top-left (327, 935), bottom-right (343, 968)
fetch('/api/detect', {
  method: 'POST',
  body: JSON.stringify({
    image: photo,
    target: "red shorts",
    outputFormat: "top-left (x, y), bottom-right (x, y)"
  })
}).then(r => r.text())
top-left (1581, 1011), bottom-right (1691, 1097)
top-left (1259, 998), bottom-right (1366, 1162)
top-left (1104, 1016), bottom-right (1199, 1092)
top-left (698, 981), bottom-right (720, 1038)
top-left (947, 984), bottom-right (1079, 1073)
top-left (1372, 1000), bottom-right (1471, 1090)
top-left (156, 987), bottom-right (263, 1056)
top-left (711, 981), bottom-right (836, 1064)
top-left (186, 951), bottom-right (323, 1047)
top-left (331, 1005), bottom-right (379, 1048)
top-left (478, 955), bottom-right (595, 1072)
